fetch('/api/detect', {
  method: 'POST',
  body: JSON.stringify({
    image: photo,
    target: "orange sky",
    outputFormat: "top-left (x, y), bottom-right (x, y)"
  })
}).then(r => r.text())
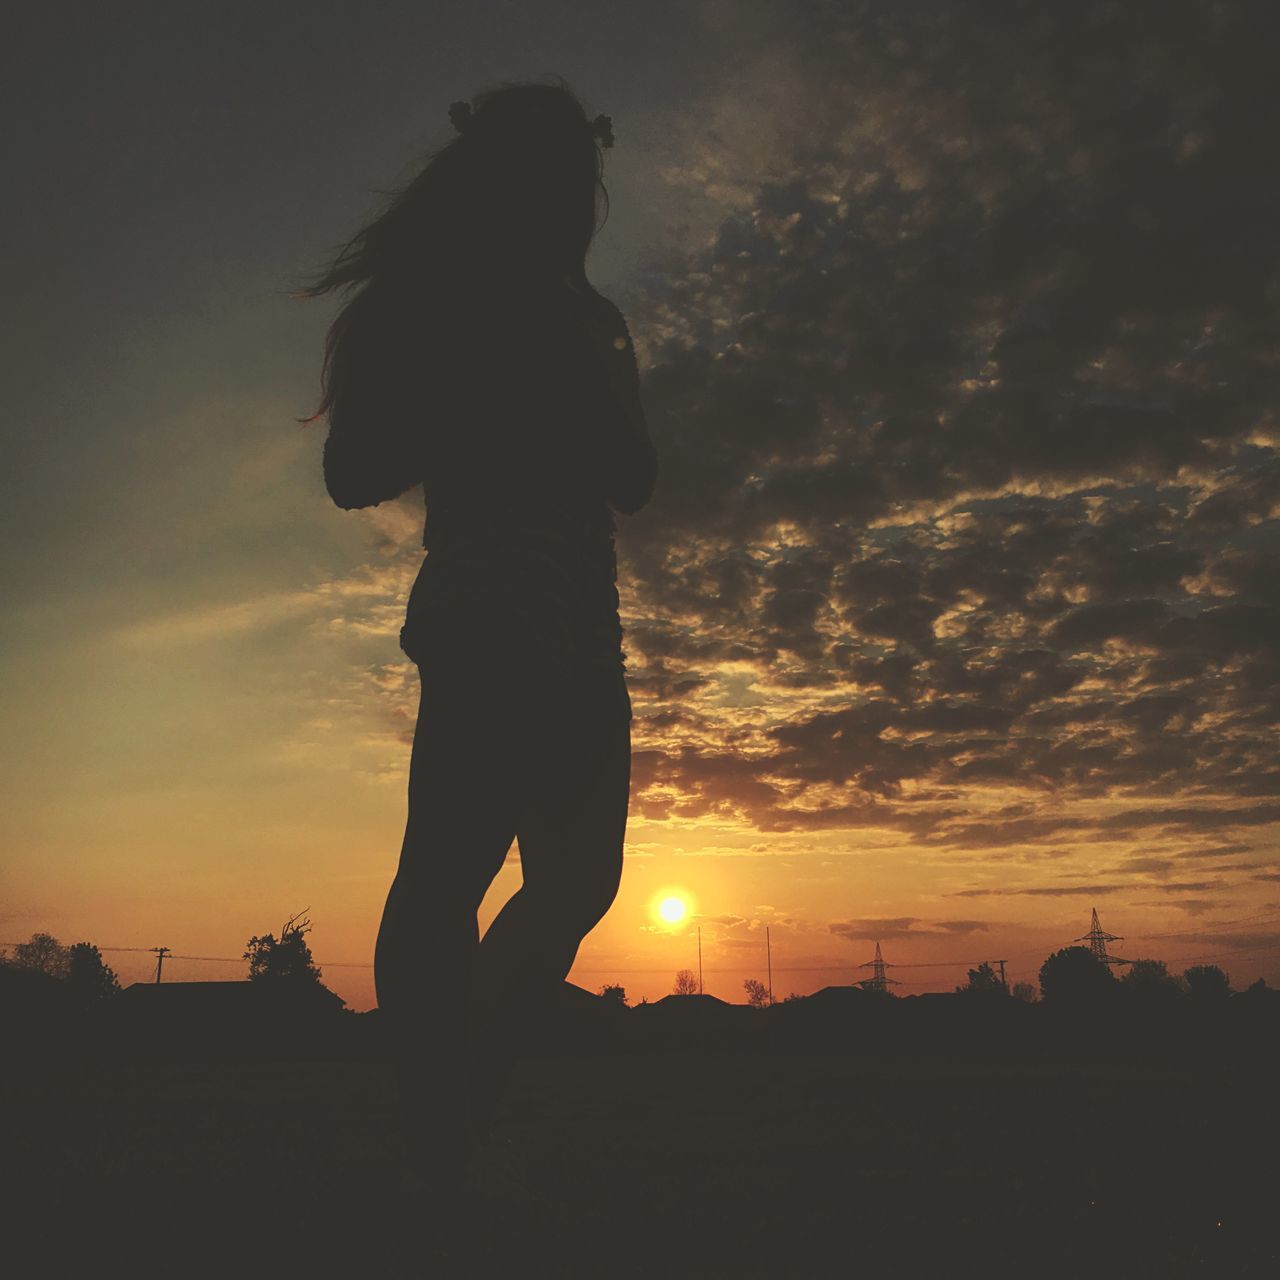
top-left (4, 4), bottom-right (1278, 1009)
top-left (4, 515), bottom-right (1275, 1009)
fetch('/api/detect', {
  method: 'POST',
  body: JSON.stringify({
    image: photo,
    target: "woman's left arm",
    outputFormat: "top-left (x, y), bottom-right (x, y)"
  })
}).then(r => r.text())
top-left (322, 304), bottom-right (447, 511)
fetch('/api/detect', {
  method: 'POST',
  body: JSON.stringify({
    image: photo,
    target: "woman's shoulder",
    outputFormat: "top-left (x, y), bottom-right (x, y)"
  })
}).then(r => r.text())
top-left (561, 287), bottom-right (634, 345)
top-left (571, 282), bottom-right (625, 321)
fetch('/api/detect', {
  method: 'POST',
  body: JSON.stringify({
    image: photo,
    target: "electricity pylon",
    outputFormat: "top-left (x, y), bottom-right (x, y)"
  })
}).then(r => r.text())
top-left (857, 941), bottom-right (900, 993)
top-left (1073, 908), bottom-right (1131, 968)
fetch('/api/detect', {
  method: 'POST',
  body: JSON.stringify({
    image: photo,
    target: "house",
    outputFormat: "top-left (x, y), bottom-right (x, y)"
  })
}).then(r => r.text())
top-left (626, 991), bottom-right (763, 1049)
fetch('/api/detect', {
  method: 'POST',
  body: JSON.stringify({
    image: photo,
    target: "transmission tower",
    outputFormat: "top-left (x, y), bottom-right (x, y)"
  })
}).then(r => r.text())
top-left (856, 941), bottom-right (900, 993)
top-left (1073, 908), bottom-right (1131, 968)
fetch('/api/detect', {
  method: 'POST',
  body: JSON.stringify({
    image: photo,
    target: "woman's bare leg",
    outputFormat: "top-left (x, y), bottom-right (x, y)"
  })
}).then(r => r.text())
top-left (465, 682), bottom-right (631, 1144)
top-left (374, 666), bottom-right (519, 1186)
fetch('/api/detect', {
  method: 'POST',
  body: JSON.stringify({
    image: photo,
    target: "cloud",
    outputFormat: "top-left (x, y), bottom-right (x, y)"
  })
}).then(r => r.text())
top-left (605, 1), bottom-right (1279, 900)
top-left (830, 916), bottom-right (989, 941)
top-left (1190, 931), bottom-right (1280, 951)
top-left (949, 880), bottom-right (1222, 899)
top-left (948, 885), bottom-right (1131, 899)
top-left (111, 560), bottom-right (415, 648)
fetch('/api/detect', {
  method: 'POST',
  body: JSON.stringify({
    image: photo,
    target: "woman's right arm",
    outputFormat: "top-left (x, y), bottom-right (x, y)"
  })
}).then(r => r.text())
top-left (566, 295), bottom-right (657, 514)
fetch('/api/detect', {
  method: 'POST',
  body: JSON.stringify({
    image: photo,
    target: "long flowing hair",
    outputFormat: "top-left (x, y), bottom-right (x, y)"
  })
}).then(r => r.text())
top-left (290, 75), bottom-right (611, 426)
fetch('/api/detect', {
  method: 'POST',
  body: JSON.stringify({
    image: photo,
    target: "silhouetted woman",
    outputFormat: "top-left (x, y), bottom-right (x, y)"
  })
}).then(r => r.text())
top-left (295, 78), bottom-right (656, 1234)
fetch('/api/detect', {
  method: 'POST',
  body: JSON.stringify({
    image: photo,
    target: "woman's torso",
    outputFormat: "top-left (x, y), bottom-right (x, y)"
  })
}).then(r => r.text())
top-left (401, 499), bottom-right (624, 675)
top-left (398, 281), bottom-right (630, 680)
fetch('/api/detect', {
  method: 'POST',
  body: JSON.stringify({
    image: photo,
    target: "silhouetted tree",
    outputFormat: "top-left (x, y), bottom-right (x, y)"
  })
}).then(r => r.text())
top-left (1038, 946), bottom-right (1118, 1006)
top-left (244, 911), bottom-right (324, 986)
top-left (66, 943), bottom-right (120, 1002)
top-left (598, 982), bottom-right (628, 1007)
top-left (1122, 958), bottom-right (1183, 1004)
top-left (1246, 977), bottom-right (1270, 995)
top-left (743, 978), bottom-right (770, 1008)
top-left (673, 969), bottom-right (698, 995)
top-left (957, 962), bottom-right (1006, 996)
top-left (1184, 964), bottom-right (1231, 1001)
top-left (10, 932), bottom-right (70, 979)
top-left (782, 991), bottom-right (805, 1003)
top-left (1011, 981), bottom-right (1038, 1003)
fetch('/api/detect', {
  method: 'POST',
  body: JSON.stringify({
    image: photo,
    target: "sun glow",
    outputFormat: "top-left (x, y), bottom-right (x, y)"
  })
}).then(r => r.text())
top-left (659, 896), bottom-right (687, 922)
top-left (651, 887), bottom-right (696, 929)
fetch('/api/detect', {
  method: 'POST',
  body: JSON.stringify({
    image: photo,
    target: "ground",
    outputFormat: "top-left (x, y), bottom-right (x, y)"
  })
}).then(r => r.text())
top-left (3, 1048), bottom-right (1274, 1278)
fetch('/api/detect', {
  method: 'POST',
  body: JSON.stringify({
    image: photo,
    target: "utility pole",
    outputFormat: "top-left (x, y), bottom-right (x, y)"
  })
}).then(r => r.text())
top-left (989, 959), bottom-right (1008, 991)
top-left (766, 925), bottom-right (773, 1006)
top-left (697, 925), bottom-right (703, 995)
top-left (152, 946), bottom-right (171, 984)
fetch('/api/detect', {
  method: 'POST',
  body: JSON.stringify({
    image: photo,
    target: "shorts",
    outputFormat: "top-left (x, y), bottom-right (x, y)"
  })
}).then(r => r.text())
top-left (399, 554), bottom-right (633, 727)
top-left (404, 637), bottom-right (632, 838)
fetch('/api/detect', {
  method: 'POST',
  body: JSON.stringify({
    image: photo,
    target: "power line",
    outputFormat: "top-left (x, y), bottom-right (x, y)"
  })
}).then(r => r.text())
top-left (0, 947), bottom-right (1119, 974)
top-left (0, 952), bottom-right (1077, 975)
top-left (5, 920), bottom-right (1279, 980)
top-left (1148, 942), bottom-right (1280, 965)
top-left (1127, 909), bottom-right (1280, 942)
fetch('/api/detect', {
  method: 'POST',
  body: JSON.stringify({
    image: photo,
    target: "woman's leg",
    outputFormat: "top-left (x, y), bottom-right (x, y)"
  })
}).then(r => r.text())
top-left (374, 662), bottom-right (520, 1185)
top-left (465, 672), bottom-right (632, 1144)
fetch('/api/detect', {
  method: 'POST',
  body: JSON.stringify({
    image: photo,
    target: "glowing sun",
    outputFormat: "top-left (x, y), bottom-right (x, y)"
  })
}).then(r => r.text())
top-left (658, 896), bottom-right (688, 923)
top-left (651, 888), bottom-right (696, 928)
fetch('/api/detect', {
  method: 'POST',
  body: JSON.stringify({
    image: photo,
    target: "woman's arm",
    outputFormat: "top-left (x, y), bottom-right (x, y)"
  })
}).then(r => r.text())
top-left (568, 294), bottom-right (658, 514)
top-left (322, 419), bottom-right (421, 511)
top-left (322, 300), bottom-right (443, 511)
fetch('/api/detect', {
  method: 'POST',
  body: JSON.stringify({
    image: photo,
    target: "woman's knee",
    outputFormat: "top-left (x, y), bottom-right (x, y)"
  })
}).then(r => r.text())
top-left (397, 811), bottom-right (516, 903)
top-left (392, 846), bottom-right (505, 918)
top-left (524, 855), bottom-right (623, 932)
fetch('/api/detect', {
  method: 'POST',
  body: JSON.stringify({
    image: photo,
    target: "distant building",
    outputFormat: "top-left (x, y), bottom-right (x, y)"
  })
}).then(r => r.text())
top-left (625, 991), bottom-right (762, 1049)
top-left (634, 993), bottom-right (735, 1013)
top-left (805, 985), bottom-right (873, 1006)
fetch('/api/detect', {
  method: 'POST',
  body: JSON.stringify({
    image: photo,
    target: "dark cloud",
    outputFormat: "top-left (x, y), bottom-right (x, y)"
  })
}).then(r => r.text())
top-left (950, 879), bottom-right (1226, 898)
top-left (830, 916), bottom-right (989, 941)
top-left (1191, 931), bottom-right (1280, 951)
top-left (613, 1), bottom-right (1279, 877)
top-left (1097, 805), bottom-right (1280, 834)
top-left (948, 885), bottom-right (1131, 899)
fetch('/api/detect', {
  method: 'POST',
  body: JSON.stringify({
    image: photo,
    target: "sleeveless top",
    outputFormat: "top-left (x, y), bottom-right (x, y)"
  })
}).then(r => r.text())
top-left (320, 273), bottom-right (653, 681)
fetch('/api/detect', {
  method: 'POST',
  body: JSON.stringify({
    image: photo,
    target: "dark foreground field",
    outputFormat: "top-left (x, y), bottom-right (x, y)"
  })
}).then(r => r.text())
top-left (3, 1049), bottom-right (1275, 1279)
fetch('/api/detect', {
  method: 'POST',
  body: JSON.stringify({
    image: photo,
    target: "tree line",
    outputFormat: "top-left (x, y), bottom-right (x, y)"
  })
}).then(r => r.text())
top-left (594, 947), bottom-right (1270, 1008)
top-left (1, 912), bottom-right (334, 1001)
top-left (5, 929), bottom-right (1272, 1011)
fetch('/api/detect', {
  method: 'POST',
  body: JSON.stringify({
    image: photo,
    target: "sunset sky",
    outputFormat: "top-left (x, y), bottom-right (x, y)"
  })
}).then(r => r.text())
top-left (3, 1), bottom-right (1278, 1009)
